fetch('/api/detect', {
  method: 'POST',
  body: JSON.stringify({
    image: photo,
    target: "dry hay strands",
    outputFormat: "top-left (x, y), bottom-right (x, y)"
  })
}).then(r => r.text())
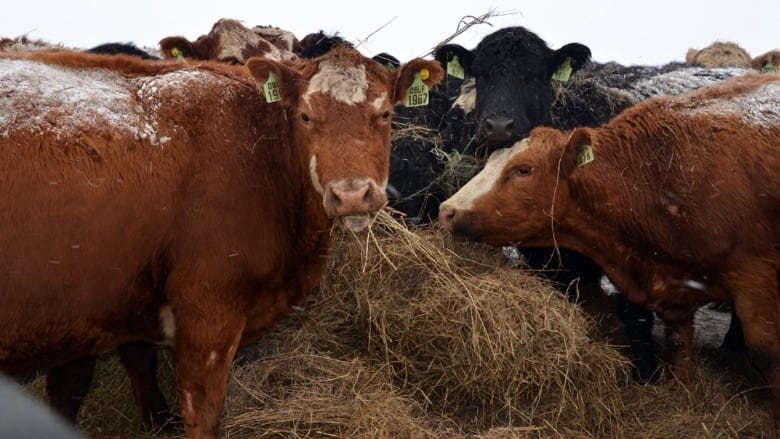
top-left (309, 211), bottom-right (632, 435)
top-left (223, 351), bottom-right (454, 438)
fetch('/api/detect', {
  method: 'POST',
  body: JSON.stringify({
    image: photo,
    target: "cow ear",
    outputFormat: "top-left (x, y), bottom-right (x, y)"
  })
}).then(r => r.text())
top-left (158, 37), bottom-right (193, 60)
top-left (562, 127), bottom-right (595, 176)
top-left (390, 58), bottom-right (445, 104)
top-left (549, 43), bottom-right (591, 79)
top-left (434, 44), bottom-right (474, 76)
top-left (246, 57), bottom-right (302, 105)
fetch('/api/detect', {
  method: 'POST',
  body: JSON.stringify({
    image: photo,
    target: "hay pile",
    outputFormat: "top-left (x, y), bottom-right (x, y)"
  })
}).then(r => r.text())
top-left (22, 212), bottom-right (774, 438)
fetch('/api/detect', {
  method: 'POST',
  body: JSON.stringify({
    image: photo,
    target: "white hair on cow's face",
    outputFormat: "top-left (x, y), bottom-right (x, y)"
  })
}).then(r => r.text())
top-left (309, 155), bottom-right (324, 196)
top-left (371, 92), bottom-right (388, 111)
top-left (304, 60), bottom-right (368, 105)
top-left (453, 77), bottom-right (476, 114)
top-left (442, 139), bottom-right (530, 211)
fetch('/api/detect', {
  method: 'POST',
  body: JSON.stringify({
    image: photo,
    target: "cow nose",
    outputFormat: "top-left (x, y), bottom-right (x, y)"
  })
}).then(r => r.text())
top-left (331, 185), bottom-right (370, 215)
top-left (484, 116), bottom-right (514, 143)
top-left (438, 206), bottom-right (457, 231)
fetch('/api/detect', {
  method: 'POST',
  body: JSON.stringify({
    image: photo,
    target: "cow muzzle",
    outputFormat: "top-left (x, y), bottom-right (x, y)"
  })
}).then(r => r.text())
top-left (324, 179), bottom-right (387, 227)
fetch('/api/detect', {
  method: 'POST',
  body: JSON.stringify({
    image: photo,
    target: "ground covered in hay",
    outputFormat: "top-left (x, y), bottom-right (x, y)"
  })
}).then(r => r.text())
top-left (23, 212), bottom-right (774, 438)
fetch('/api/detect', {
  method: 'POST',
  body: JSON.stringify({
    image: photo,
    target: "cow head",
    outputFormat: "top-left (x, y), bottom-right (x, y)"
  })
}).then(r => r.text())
top-left (438, 27), bottom-right (590, 156)
top-left (439, 126), bottom-right (578, 245)
top-left (159, 19), bottom-right (299, 64)
top-left (246, 46), bottom-right (444, 230)
top-left (686, 41), bottom-right (751, 68)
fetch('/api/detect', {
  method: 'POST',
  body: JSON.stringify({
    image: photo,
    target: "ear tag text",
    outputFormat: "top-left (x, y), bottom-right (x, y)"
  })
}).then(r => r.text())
top-left (405, 71), bottom-right (429, 107)
top-left (577, 144), bottom-right (594, 167)
top-left (263, 71), bottom-right (281, 103)
top-left (447, 55), bottom-right (465, 79)
top-left (552, 57), bottom-right (573, 82)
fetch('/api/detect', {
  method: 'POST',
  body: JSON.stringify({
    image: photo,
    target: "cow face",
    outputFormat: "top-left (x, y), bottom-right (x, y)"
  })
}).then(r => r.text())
top-left (159, 19), bottom-right (299, 64)
top-left (440, 27), bottom-right (590, 156)
top-left (246, 47), bottom-right (444, 230)
top-left (438, 127), bottom-right (575, 246)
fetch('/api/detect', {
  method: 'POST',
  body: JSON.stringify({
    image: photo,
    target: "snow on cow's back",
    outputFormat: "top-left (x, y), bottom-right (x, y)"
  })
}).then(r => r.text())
top-left (0, 57), bottom-right (234, 147)
top-left (674, 72), bottom-right (780, 128)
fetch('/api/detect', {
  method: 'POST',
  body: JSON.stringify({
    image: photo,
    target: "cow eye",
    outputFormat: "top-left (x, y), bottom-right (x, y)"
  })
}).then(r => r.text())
top-left (382, 111), bottom-right (391, 120)
top-left (514, 166), bottom-right (532, 176)
top-left (301, 113), bottom-right (310, 123)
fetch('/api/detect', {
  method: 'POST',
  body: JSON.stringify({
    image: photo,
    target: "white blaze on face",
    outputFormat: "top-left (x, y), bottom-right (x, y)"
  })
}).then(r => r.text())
top-left (442, 139), bottom-right (530, 211)
top-left (309, 155), bottom-right (325, 196)
top-left (303, 60), bottom-right (368, 106)
top-left (372, 92), bottom-right (388, 111)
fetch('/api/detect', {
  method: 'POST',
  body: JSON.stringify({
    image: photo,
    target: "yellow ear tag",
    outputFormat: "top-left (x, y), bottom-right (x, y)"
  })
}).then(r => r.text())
top-left (763, 61), bottom-right (778, 74)
top-left (576, 144), bottom-right (594, 167)
top-left (405, 71), bottom-right (429, 107)
top-left (263, 71), bottom-right (281, 103)
top-left (552, 57), bottom-right (573, 82)
top-left (171, 47), bottom-right (184, 61)
top-left (447, 55), bottom-right (465, 79)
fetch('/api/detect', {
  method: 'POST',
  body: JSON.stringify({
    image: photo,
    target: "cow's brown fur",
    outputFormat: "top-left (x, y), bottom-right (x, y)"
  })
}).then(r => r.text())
top-left (686, 41), bottom-right (752, 68)
top-left (439, 72), bottom-right (780, 434)
top-left (0, 48), bottom-right (443, 438)
top-left (752, 49), bottom-right (780, 72)
top-left (158, 18), bottom-right (298, 64)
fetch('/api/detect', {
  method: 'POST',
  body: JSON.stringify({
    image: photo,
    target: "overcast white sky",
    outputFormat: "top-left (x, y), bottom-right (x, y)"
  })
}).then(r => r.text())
top-left (1, 1), bottom-right (777, 66)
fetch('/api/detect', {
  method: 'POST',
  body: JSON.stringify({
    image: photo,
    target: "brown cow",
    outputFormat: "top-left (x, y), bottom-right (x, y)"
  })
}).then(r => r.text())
top-left (158, 18), bottom-right (299, 63)
top-left (438, 72), bottom-right (780, 434)
top-left (685, 41), bottom-right (752, 68)
top-left (752, 49), bottom-right (780, 72)
top-left (0, 47), bottom-right (443, 438)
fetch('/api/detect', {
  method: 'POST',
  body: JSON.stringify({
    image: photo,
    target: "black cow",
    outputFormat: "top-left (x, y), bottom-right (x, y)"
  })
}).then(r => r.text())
top-left (87, 42), bottom-right (160, 59)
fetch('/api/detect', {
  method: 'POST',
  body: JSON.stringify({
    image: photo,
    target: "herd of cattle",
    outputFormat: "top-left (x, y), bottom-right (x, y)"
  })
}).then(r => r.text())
top-left (1, 17), bottom-right (779, 438)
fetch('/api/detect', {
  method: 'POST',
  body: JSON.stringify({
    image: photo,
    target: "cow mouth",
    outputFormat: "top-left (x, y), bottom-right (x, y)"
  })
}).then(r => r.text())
top-left (341, 215), bottom-right (371, 233)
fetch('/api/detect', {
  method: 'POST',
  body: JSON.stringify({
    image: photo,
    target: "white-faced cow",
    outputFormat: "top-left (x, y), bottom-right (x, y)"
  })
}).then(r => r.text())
top-left (158, 18), bottom-right (299, 64)
top-left (439, 72), bottom-right (780, 434)
top-left (0, 47), bottom-right (443, 438)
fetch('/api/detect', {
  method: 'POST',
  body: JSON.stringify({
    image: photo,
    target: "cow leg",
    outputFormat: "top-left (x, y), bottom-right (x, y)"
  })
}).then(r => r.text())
top-left (173, 312), bottom-right (245, 439)
top-left (45, 355), bottom-right (98, 422)
top-left (615, 295), bottom-right (659, 382)
top-left (116, 342), bottom-right (178, 430)
top-left (725, 260), bottom-right (780, 434)
top-left (659, 314), bottom-right (695, 383)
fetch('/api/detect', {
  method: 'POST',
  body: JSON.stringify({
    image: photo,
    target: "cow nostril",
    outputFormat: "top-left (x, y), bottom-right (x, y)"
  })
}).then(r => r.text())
top-left (439, 207), bottom-right (456, 227)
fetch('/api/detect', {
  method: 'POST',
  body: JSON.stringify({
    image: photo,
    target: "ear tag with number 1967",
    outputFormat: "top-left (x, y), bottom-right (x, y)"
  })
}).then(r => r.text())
top-left (405, 69), bottom-right (430, 107)
top-left (263, 71), bottom-right (281, 103)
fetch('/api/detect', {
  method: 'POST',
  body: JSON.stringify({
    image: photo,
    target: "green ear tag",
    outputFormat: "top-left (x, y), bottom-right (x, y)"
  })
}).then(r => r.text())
top-left (447, 56), bottom-right (465, 79)
top-left (263, 71), bottom-right (281, 103)
top-left (576, 144), bottom-right (594, 167)
top-left (552, 57), bottom-right (573, 82)
top-left (384, 62), bottom-right (397, 72)
top-left (763, 61), bottom-right (778, 74)
top-left (171, 47), bottom-right (185, 61)
top-left (405, 72), bottom-right (429, 107)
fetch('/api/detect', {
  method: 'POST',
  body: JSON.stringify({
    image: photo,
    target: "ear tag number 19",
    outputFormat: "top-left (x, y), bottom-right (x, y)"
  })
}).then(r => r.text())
top-left (405, 70), bottom-right (429, 107)
top-left (552, 57), bottom-right (573, 82)
top-left (264, 71), bottom-right (281, 103)
top-left (447, 56), bottom-right (465, 79)
top-left (577, 144), bottom-right (594, 167)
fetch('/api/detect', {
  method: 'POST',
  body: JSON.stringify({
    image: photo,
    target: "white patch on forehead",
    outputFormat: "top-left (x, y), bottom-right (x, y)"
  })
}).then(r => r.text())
top-left (442, 139), bottom-right (530, 211)
top-left (309, 155), bottom-right (325, 196)
top-left (159, 305), bottom-right (176, 345)
top-left (372, 92), bottom-right (388, 111)
top-left (678, 77), bottom-right (780, 127)
top-left (304, 60), bottom-right (368, 105)
top-left (0, 59), bottom-right (224, 146)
